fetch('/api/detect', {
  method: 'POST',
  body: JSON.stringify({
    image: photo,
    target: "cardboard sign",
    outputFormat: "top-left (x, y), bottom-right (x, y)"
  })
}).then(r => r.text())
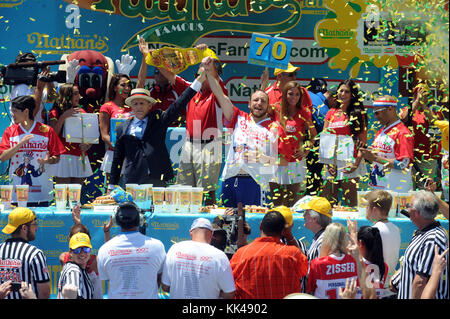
top-left (110, 118), bottom-right (128, 147)
top-left (64, 113), bottom-right (100, 144)
top-left (248, 33), bottom-right (293, 69)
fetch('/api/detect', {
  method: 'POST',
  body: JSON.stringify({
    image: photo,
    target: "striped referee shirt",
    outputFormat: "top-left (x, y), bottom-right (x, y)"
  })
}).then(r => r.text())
top-left (301, 229), bottom-right (325, 292)
top-left (57, 261), bottom-right (94, 299)
top-left (0, 238), bottom-right (50, 299)
top-left (391, 221), bottom-right (448, 299)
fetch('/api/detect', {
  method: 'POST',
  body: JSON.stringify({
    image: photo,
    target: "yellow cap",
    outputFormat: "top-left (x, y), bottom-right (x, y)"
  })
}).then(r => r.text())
top-left (2, 207), bottom-right (36, 234)
top-left (270, 205), bottom-right (294, 226)
top-left (300, 197), bottom-right (332, 219)
top-left (434, 120), bottom-right (449, 151)
top-left (69, 232), bottom-right (92, 250)
top-left (274, 63), bottom-right (300, 76)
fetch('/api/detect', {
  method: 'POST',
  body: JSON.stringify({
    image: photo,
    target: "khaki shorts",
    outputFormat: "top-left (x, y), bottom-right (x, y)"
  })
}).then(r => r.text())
top-left (176, 139), bottom-right (222, 191)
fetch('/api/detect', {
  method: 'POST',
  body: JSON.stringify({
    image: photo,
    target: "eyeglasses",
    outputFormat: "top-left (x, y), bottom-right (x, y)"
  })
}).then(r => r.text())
top-left (72, 247), bottom-right (91, 254)
top-left (283, 72), bottom-right (296, 77)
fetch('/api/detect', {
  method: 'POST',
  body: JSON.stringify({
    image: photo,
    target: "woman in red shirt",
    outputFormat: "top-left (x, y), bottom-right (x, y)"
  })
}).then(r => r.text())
top-left (49, 84), bottom-right (92, 185)
top-left (98, 74), bottom-right (132, 183)
top-left (321, 79), bottom-right (368, 207)
top-left (269, 81), bottom-right (317, 207)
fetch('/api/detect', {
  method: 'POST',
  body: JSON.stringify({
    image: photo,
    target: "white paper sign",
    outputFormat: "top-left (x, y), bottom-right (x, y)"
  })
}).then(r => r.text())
top-left (319, 133), bottom-right (355, 165)
top-left (64, 113), bottom-right (100, 144)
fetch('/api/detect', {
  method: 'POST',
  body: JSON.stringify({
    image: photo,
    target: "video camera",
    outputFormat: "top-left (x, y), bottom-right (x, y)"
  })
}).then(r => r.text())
top-left (0, 52), bottom-right (66, 86)
top-left (211, 205), bottom-right (250, 258)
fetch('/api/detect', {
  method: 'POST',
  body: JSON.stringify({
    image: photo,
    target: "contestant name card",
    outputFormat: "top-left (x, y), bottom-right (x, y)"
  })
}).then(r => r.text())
top-left (248, 33), bottom-right (293, 69)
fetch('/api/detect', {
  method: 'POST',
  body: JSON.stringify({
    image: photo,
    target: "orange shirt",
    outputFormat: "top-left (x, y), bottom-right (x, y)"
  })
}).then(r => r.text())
top-left (230, 237), bottom-right (308, 299)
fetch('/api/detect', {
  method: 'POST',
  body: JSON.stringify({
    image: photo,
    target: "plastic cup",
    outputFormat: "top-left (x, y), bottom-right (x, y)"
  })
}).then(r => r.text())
top-left (67, 184), bottom-right (82, 208)
top-left (357, 191), bottom-right (369, 208)
top-left (141, 184), bottom-right (153, 208)
top-left (16, 185), bottom-right (29, 207)
top-left (134, 185), bottom-right (147, 209)
top-left (54, 184), bottom-right (68, 210)
top-left (178, 187), bottom-right (192, 213)
top-left (152, 187), bottom-right (165, 207)
top-left (191, 187), bottom-right (204, 213)
top-left (1, 185), bottom-right (14, 210)
top-left (125, 184), bottom-right (138, 200)
top-left (397, 192), bottom-right (413, 211)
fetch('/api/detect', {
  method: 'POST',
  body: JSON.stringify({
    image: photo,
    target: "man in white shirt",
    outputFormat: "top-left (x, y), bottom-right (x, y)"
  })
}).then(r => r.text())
top-left (161, 218), bottom-right (235, 299)
top-left (97, 202), bottom-right (166, 299)
top-left (364, 190), bottom-right (401, 287)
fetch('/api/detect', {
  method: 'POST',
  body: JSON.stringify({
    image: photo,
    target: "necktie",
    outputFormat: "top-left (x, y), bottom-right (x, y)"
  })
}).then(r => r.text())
top-left (135, 120), bottom-right (145, 139)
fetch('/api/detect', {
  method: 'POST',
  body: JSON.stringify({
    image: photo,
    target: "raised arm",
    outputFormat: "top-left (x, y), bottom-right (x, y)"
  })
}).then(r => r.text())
top-left (137, 36), bottom-right (149, 89)
top-left (203, 57), bottom-right (234, 121)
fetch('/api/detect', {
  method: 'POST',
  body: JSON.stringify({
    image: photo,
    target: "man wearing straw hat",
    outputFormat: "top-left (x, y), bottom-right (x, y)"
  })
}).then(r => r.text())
top-left (360, 95), bottom-right (414, 193)
top-left (108, 70), bottom-right (206, 188)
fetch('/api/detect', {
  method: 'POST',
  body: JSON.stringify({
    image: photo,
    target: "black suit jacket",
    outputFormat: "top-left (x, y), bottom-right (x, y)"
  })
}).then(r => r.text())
top-left (110, 86), bottom-right (197, 185)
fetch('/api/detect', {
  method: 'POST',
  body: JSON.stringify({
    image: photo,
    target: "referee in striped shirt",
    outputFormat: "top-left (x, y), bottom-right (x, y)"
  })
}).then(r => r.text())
top-left (0, 207), bottom-right (50, 299)
top-left (390, 190), bottom-right (448, 299)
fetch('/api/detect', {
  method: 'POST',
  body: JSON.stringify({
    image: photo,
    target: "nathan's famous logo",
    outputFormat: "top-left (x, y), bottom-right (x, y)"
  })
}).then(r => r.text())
top-left (67, 0), bottom-right (302, 50)
top-left (151, 221), bottom-right (179, 231)
top-left (27, 32), bottom-right (109, 55)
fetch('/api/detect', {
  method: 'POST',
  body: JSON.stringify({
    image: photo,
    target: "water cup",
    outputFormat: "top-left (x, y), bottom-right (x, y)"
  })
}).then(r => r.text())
top-left (164, 187), bottom-right (177, 212)
top-left (67, 184), bottom-right (82, 208)
top-left (134, 185), bottom-right (147, 209)
top-left (152, 187), bottom-right (165, 213)
top-left (178, 187), bottom-right (192, 213)
top-left (141, 184), bottom-right (153, 209)
top-left (54, 184), bottom-right (68, 210)
top-left (357, 191), bottom-right (369, 208)
top-left (16, 185), bottom-right (29, 207)
top-left (125, 184), bottom-right (138, 201)
top-left (191, 187), bottom-right (204, 213)
top-left (1, 185), bottom-right (14, 210)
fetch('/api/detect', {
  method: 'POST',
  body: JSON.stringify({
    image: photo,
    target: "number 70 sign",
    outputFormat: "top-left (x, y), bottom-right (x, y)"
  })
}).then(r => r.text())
top-left (248, 33), bottom-right (293, 70)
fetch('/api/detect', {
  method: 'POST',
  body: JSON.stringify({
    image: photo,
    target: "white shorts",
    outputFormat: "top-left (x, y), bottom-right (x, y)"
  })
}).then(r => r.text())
top-left (272, 159), bottom-right (306, 185)
top-left (49, 154), bottom-right (93, 178)
top-left (100, 149), bottom-right (114, 173)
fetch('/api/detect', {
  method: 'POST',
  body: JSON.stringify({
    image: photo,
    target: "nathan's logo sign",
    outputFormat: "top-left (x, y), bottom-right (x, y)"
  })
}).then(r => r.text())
top-left (73, 0), bottom-right (301, 50)
top-left (27, 32), bottom-right (109, 55)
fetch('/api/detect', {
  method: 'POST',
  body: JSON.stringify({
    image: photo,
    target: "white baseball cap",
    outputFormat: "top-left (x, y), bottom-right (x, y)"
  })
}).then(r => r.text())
top-left (190, 218), bottom-right (213, 231)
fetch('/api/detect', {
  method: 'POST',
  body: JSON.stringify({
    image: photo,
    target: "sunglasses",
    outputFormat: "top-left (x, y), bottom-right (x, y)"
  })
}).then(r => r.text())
top-left (72, 247), bottom-right (91, 254)
top-left (283, 72), bottom-right (296, 77)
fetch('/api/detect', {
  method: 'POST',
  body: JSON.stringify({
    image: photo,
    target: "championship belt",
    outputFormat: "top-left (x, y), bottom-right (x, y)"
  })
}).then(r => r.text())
top-left (145, 47), bottom-right (218, 74)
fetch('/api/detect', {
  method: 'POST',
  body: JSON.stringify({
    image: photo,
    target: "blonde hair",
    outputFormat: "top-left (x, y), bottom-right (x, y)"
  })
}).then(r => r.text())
top-left (320, 223), bottom-right (348, 257)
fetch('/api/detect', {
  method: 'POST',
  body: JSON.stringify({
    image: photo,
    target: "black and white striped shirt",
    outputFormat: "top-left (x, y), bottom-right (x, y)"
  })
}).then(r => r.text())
top-left (391, 221), bottom-right (448, 299)
top-left (301, 229), bottom-right (325, 292)
top-left (0, 238), bottom-right (50, 299)
top-left (57, 261), bottom-right (94, 299)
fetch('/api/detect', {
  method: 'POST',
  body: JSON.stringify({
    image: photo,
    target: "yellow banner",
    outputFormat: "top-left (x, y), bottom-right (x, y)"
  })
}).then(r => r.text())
top-left (145, 47), bottom-right (218, 74)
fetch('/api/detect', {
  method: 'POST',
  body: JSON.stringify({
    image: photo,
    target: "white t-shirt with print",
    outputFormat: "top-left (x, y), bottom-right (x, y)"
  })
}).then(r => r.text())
top-left (97, 231), bottom-right (166, 299)
top-left (161, 240), bottom-right (235, 299)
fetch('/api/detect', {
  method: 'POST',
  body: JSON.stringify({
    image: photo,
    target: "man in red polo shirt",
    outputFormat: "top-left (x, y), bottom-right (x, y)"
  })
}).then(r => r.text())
top-left (230, 210), bottom-right (308, 299)
top-left (261, 63), bottom-right (300, 106)
top-left (168, 56), bottom-right (227, 205)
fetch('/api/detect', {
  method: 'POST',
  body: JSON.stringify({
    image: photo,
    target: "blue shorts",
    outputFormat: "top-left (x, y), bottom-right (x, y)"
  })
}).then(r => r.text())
top-left (221, 176), bottom-right (261, 208)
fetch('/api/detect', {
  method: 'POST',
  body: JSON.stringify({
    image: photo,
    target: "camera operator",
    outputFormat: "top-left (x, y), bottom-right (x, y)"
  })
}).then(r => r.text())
top-left (211, 205), bottom-right (251, 259)
top-left (3, 52), bottom-right (60, 124)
